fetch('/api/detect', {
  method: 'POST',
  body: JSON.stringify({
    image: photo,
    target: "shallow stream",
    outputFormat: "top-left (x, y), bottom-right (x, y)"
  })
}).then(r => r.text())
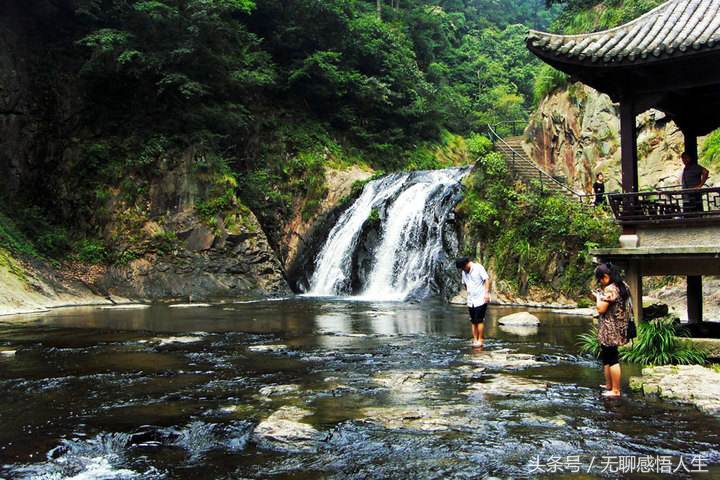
top-left (1, 299), bottom-right (719, 479)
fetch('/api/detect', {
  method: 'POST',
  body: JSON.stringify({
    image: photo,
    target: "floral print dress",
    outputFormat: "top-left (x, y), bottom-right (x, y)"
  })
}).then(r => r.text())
top-left (598, 283), bottom-right (628, 347)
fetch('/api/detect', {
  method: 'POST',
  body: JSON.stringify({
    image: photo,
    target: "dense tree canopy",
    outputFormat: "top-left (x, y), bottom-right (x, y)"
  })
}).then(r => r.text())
top-left (66, 0), bottom-right (552, 156)
top-left (4, 0), bottom-right (558, 258)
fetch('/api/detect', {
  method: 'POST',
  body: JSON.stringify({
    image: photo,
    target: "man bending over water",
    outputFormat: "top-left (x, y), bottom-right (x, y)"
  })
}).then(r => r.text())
top-left (456, 257), bottom-right (492, 347)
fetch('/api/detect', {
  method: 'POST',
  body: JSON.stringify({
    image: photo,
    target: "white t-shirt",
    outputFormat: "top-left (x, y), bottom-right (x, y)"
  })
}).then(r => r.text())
top-left (462, 262), bottom-right (489, 307)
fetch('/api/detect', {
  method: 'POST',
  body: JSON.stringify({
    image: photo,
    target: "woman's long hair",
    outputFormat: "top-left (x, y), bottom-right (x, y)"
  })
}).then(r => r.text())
top-left (594, 263), bottom-right (630, 302)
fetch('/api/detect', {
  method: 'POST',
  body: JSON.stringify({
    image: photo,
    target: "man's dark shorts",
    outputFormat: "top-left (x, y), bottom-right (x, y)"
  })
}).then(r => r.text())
top-left (468, 304), bottom-right (488, 324)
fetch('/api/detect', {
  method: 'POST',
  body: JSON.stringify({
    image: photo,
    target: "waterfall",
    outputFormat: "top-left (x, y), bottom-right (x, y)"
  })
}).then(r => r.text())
top-left (307, 167), bottom-right (468, 300)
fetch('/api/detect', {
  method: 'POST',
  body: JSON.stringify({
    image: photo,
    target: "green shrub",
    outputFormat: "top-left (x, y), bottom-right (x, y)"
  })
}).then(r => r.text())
top-left (701, 128), bottom-right (720, 169)
top-left (75, 238), bottom-right (109, 264)
top-left (466, 134), bottom-right (493, 160)
top-left (0, 213), bottom-right (40, 258)
top-left (622, 317), bottom-right (707, 366)
top-left (577, 326), bottom-right (601, 358)
top-left (151, 231), bottom-right (177, 255)
top-left (36, 231), bottom-right (71, 258)
top-left (553, 0), bottom-right (665, 34)
top-left (533, 64), bottom-right (568, 103)
top-left (367, 208), bottom-right (381, 227)
top-left (577, 317), bottom-right (708, 366)
top-left (197, 171), bottom-right (239, 223)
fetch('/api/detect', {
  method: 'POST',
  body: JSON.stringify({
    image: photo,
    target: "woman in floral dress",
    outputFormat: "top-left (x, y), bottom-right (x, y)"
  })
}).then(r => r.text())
top-left (592, 263), bottom-right (629, 398)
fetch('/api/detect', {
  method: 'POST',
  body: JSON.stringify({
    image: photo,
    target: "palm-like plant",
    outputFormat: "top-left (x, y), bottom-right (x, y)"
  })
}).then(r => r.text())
top-left (577, 326), bottom-right (601, 357)
top-left (622, 318), bottom-right (707, 366)
top-left (576, 317), bottom-right (707, 366)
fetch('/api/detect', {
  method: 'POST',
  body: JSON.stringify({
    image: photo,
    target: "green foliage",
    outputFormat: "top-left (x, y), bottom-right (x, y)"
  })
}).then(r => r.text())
top-left (75, 238), bottom-right (109, 264)
top-left (76, 0), bottom-right (274, 149)
top-left (197, 172), bottom-right (240, 223)
top-left (402, 132), bottom-right (483, 171)
top-left (577, 318), bottom-right (709, 366)
top-left (151, 230), bottom-right (178, 255)
top-left (466, 133), bottom-right (493, 159)
top-left (0, 212), bottom-right (41, 259)
top-left (367, 207), bottom-right (381, 227)
top-left (11, 0), bottom-right (564, 260)
top-left (622, 318), bottom-right (708, 366)
top-left (701, 128), bottom-right (720, 169)
top-left (551, 0), bottom-right (665, 34)
top-left (577, 326), bottom-right (601, 357)
top-left (457, 150), bottom-right (619, 298)
top-left (533, 64), bottom-right (568, 102)
top-left (36, 231), bottom-right (71, 259)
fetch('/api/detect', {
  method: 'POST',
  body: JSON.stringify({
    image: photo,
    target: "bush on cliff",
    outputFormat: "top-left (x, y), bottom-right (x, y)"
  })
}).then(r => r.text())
top-left (457, 151), bottom-right (619, 299)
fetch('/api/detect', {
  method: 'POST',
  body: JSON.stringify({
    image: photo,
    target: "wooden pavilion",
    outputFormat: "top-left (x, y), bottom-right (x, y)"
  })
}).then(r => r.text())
top-left (527, 0), bottom-right (720, 322)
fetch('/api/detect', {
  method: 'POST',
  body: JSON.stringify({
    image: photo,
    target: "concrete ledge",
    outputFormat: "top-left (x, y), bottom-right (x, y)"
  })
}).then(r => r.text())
top-left (688, 338), bottom-right (720, 357)
top-left (591, 246), bottom-right (720, 256)
top-left (630, 365), bottom-right (720, 417)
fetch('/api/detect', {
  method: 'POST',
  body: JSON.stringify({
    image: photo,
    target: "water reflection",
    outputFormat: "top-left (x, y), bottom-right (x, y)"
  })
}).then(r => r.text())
top-left (1, 298), bottom-right (719, 479)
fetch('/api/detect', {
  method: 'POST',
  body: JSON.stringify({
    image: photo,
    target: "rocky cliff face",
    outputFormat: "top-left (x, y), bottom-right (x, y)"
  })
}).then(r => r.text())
top-left (0, 3), bottom-right (290, 308)
top-left (98, 151), bottom-right (289, 300)
top-left (282, 166), bottom-right (374, 292)
top-left (524, 83), bottom-right (716, 194)
top-left (0, 2), bottom-right (78, 199)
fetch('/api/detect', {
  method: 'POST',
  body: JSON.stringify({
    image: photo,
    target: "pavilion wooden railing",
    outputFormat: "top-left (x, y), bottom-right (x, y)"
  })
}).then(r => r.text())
top-left (607, 186), bottom-right (720, 225)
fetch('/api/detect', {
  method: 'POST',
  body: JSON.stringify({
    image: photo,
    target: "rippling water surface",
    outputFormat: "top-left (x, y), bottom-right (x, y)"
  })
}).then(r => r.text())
top-left (1, 299), bottom-right (719, 479)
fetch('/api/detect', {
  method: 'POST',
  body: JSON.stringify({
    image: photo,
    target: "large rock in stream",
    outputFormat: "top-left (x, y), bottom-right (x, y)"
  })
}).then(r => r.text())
top-left (498, 312), bottom-right (540, 326)
top-left (252, 406), bottom-right (326, 453)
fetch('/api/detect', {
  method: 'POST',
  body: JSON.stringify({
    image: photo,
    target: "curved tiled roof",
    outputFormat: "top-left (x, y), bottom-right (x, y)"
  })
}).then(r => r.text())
top-left (527, 0), bottom-right (720, 65)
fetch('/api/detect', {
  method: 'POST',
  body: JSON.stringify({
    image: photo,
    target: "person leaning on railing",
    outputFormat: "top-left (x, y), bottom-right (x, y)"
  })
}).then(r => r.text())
top-left (680, 151), bottom-right (710, 213)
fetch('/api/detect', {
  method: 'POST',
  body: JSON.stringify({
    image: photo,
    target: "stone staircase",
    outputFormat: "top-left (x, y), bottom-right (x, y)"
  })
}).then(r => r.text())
top-left (494, 136), bottom-right (580, 199)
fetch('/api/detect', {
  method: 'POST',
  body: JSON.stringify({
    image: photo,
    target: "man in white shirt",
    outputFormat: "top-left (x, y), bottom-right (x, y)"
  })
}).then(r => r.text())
top-left (456, 257), bottom-right (492, 347)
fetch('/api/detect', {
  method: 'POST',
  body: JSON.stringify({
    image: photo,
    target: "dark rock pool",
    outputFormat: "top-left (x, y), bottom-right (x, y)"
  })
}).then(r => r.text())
top-left (1, 298), bottom-right (719, 479)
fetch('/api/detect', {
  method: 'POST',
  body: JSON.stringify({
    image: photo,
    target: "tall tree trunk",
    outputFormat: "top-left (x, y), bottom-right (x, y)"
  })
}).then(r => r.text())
top-left (376, 0), bottom-right (382, 19)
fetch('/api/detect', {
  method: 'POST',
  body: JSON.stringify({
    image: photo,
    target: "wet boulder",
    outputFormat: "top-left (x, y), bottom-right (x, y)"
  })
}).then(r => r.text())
top-left (498, 324), bottom-right (539, 337)
top-left (465, 349), bottom-right (547, 370)
top-left (498, 312), bottom-right (540, 326)
top-left (258, 384), bottom-right (300, 398)
top-left (360, 405), bottom-right (484, 432)
top-left (465, 373), bottom-right (552, 397)
top-left (252, 406), bottom-right (325, 453)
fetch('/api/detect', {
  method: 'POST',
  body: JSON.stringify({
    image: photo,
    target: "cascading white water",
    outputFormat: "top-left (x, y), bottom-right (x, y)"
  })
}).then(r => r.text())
top-left (308, 167), bottom-right (468, 300)
top-left (362, 169), bottom-right (464, 300)
top-left (308, 173), bottom-right (409, 295)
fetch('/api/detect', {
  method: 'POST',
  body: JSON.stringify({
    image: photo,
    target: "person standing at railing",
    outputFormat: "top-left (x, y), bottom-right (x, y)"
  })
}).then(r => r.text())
top-left (680, 152), bottom-right (709, 213)
top-left (593, 173), bottom-right (606, 206)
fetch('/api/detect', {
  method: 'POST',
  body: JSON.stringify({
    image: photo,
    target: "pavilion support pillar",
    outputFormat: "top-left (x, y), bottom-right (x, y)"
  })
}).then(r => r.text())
top-left (682, 128), bottom-right (698, 161)
top-left (687, 276), bottom-right (703, 324)
top-left (619, 100), bottom-right (638, 193)
top-left (626, 261), bottom-right (643, 323)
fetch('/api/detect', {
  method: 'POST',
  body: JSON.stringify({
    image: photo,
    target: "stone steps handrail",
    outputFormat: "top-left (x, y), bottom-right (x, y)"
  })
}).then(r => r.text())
top-left (486, 123), bottom-right (584, 200)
